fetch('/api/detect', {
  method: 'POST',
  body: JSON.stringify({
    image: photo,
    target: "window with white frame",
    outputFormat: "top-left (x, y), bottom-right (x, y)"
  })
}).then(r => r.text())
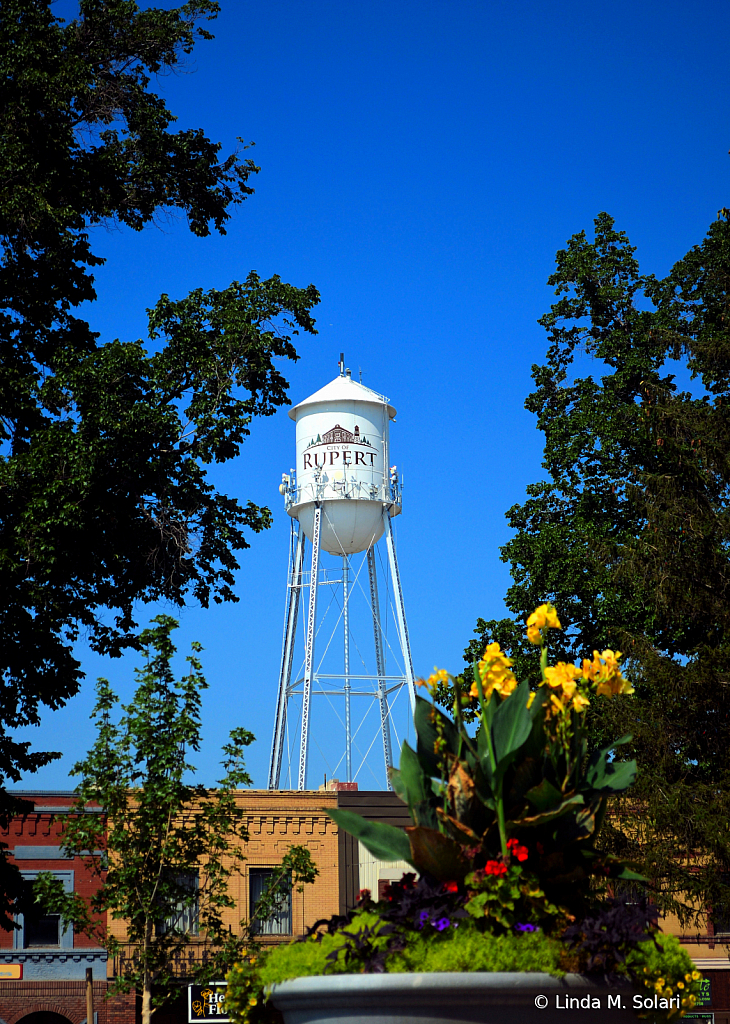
top-left (15, 871), bottom-right (74, 950)
top-left (249, 868), bottom-right (292, 936)
top-left (156, 871), bottom-right (199, 936)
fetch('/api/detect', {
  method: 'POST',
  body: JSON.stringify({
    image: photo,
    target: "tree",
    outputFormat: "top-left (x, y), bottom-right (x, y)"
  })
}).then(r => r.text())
top-left (0, 0), bottom-right (319, 893)
top-left (455, 210), bottom-right (730, 928)
top-left (35, 616), bottom-right (316, 1023)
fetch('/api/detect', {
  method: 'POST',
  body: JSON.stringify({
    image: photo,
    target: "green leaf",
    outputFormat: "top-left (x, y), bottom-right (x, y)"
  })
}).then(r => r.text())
top-left (476, 724), bottom-right (493, 784)
top-left (614, 867), bottom-right (649, 881)
top-left (389, 767), bottom-right (409, 805)
top-left (585, 737), bottom-right (637, 794)
top-left (512, 793), bottom-right (585, 829)
top-left (327, 808), bottom-right (413, 864)
top-left (491, 679), bottom-right (533, 773)
top-left (528, 685), bottom-right (550, 719)
top-left (399, 741), bottom-right (436, 827)
top-left (588, 758), bottom-right (637, 793)
top-left (405, 826), bottom-right (469, 881)
top-left (414, 695), bottom-right (457, 776)
top-left (524, 778), bottom-right (563, 812)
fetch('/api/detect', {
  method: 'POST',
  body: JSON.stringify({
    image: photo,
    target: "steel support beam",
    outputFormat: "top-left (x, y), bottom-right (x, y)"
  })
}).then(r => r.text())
top-left (268, 524), bottom-right (305, 788)
top-left (368, 546), bottom-right (393, 786)
top-left (385, 511), bottom-right (416, 712)
top-left (343, 554), bottom-right (352, 783)
top-left (298, 505), bottom-right (321, 790)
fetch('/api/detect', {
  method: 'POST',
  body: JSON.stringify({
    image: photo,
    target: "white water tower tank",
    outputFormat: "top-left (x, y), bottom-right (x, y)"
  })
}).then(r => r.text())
top-left (286, 369), bottom-right (401, 555)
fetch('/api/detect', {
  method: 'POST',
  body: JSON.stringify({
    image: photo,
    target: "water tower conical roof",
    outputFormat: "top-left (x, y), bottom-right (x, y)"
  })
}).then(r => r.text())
top-left (288, 374), bottom-right (396, 420)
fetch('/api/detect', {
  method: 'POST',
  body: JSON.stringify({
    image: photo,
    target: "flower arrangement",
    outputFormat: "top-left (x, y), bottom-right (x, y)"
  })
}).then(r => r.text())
top-left (226, 606), bottom-right (703, 1023)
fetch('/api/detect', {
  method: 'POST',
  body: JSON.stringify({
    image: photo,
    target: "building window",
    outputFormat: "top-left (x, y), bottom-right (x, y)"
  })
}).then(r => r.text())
top-left (711, 904), bottom-right (730, 936)
top-left (157, 872), bottom-right (199, 936)
top-left (22, 884), bottom-right (61, 947)
top-left (249, 868), bottom-right (292, 936)
top-left (14, 871), bottom-right (73, 950)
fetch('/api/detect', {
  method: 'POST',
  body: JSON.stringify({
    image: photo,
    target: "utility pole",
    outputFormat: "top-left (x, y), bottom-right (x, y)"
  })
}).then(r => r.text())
top-left (86, 966), bottom-right (94, 1024)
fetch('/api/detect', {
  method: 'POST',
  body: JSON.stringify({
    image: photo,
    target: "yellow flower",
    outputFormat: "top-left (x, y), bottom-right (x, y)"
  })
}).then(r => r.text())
top-left (544, 662), bottom-right (581, 690)
top-left (572, 691), bottom-right (591, 713)
top-left (542, 662), bottom-right (591, 714)
top-left (581, 649), bottom-right (634, 697)
top-left (550, 693), bottom-right (566, 714)
top-left (418, 668), bottom-right (450, 693)
top-left (691, 971), bottom-right (701, 981)
top-left (526, 603), bottom-right (561, 644)
top-left (677, 982), bottom-right (685, 990)
top-left (526, 692), bottom-right (536, 709)
top-left (471, 642), bottom-right (517, 701)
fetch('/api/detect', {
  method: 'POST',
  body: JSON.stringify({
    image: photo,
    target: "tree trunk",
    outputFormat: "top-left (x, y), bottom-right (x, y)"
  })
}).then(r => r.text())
top-left (142, 919), bottom-right (154, 1024)
top-left (142, 981), bottom-right (153, 1024)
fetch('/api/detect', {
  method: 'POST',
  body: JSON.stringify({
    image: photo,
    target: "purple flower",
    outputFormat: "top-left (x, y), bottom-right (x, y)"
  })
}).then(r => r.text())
top-left (514, 923), bottom-right (538, 933)
top-left (433, 917), bottom-right (451, 932)
top-left (417, 910), bottom-right (430, 929)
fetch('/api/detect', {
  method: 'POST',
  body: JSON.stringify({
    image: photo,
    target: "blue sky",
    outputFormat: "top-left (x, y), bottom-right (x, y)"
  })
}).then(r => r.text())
top-left (16, 0), bottom-right (730, 791)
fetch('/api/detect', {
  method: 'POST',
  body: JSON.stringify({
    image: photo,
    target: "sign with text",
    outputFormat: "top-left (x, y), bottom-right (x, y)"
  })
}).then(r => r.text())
top-left (696, 978), bottom-right (713, 1007)
top-left (0, 964), bottom-right (22, 979)
top-left (188, 982), bottom-right (229, 1021)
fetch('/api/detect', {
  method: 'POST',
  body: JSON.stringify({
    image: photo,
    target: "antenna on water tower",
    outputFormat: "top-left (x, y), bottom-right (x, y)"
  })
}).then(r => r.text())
top-left (268, 367), bottom-right (415, 791)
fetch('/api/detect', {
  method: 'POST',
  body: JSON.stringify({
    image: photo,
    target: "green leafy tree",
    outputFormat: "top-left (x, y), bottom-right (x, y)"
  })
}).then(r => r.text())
top-left (35, 616), bottom-right (317, 1023)
top-left (454, 210), bottom-right (730, 929)
top-left (0, 0), bottom-right (319, 905)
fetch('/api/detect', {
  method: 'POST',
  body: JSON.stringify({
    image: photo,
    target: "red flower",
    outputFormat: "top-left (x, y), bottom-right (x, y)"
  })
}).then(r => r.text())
top-left (484, 860), bottom-right (508, 876)
top-left (443, 880), bottom-right (459, 893)
top-left (507, 838), bottom-right (529, 861)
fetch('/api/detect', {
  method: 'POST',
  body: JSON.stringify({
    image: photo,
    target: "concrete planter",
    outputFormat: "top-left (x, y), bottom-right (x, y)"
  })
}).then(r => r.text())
top-left (270, 971), bottom-right (639, 1024)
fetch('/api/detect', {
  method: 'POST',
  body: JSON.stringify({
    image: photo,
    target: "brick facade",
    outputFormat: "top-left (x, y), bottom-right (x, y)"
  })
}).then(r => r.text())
top-left (0, 791), bottom-right (106, 963)
top-left (104, 788), bottom-right (342, 956)
top-left (0, 788), bottom-right (418, 1020)
top-left (0, 980), bottom-right (136, 1023)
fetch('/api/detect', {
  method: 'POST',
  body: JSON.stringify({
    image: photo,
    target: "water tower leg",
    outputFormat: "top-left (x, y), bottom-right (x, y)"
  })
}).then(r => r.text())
top-left (268, 523), bottom-right (305, 789)
top-left (343, 554), bottom-right (351, 783)
top-left (367, 546), bottom-right (393, 788)
top-left (384, 512), bottom-right (416, 712)
top-left (298, 505), bottom-right (322, 790)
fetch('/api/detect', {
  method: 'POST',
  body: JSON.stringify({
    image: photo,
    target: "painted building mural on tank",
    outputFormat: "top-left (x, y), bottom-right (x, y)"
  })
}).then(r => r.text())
top-left (303, 423), bottom-right (378, 469)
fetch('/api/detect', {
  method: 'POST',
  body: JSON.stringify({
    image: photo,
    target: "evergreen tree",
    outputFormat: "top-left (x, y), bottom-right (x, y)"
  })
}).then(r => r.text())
top-left (0, 0), bottom-right (319, 913)
top-left (456, 210), bottom-right (730, 928)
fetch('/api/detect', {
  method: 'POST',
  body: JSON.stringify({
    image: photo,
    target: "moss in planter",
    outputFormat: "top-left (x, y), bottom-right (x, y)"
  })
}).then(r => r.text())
top-left (252, 918), bottom-right (566, 990)
top-left (385, 927), bottom-right (566, 976)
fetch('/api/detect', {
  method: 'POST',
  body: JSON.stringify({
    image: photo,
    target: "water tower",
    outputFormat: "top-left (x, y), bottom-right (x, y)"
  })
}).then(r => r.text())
top-left (268, 357), bottom-right (416, 791)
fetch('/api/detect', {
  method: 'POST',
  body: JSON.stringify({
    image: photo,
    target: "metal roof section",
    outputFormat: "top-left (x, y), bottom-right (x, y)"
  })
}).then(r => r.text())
top-left (288, 374), bottom-right (396, 420)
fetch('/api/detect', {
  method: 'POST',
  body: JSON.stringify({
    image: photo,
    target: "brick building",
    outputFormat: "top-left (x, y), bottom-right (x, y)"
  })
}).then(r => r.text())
top-left (0, 790), bottom-right (136, 1023)
top-left (0, 788), bottom-right (408, 1022)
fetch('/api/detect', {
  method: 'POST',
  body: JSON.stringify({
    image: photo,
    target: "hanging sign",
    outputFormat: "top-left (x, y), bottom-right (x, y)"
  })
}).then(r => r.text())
top-left (188, 981), bottom-right (229, 1021)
